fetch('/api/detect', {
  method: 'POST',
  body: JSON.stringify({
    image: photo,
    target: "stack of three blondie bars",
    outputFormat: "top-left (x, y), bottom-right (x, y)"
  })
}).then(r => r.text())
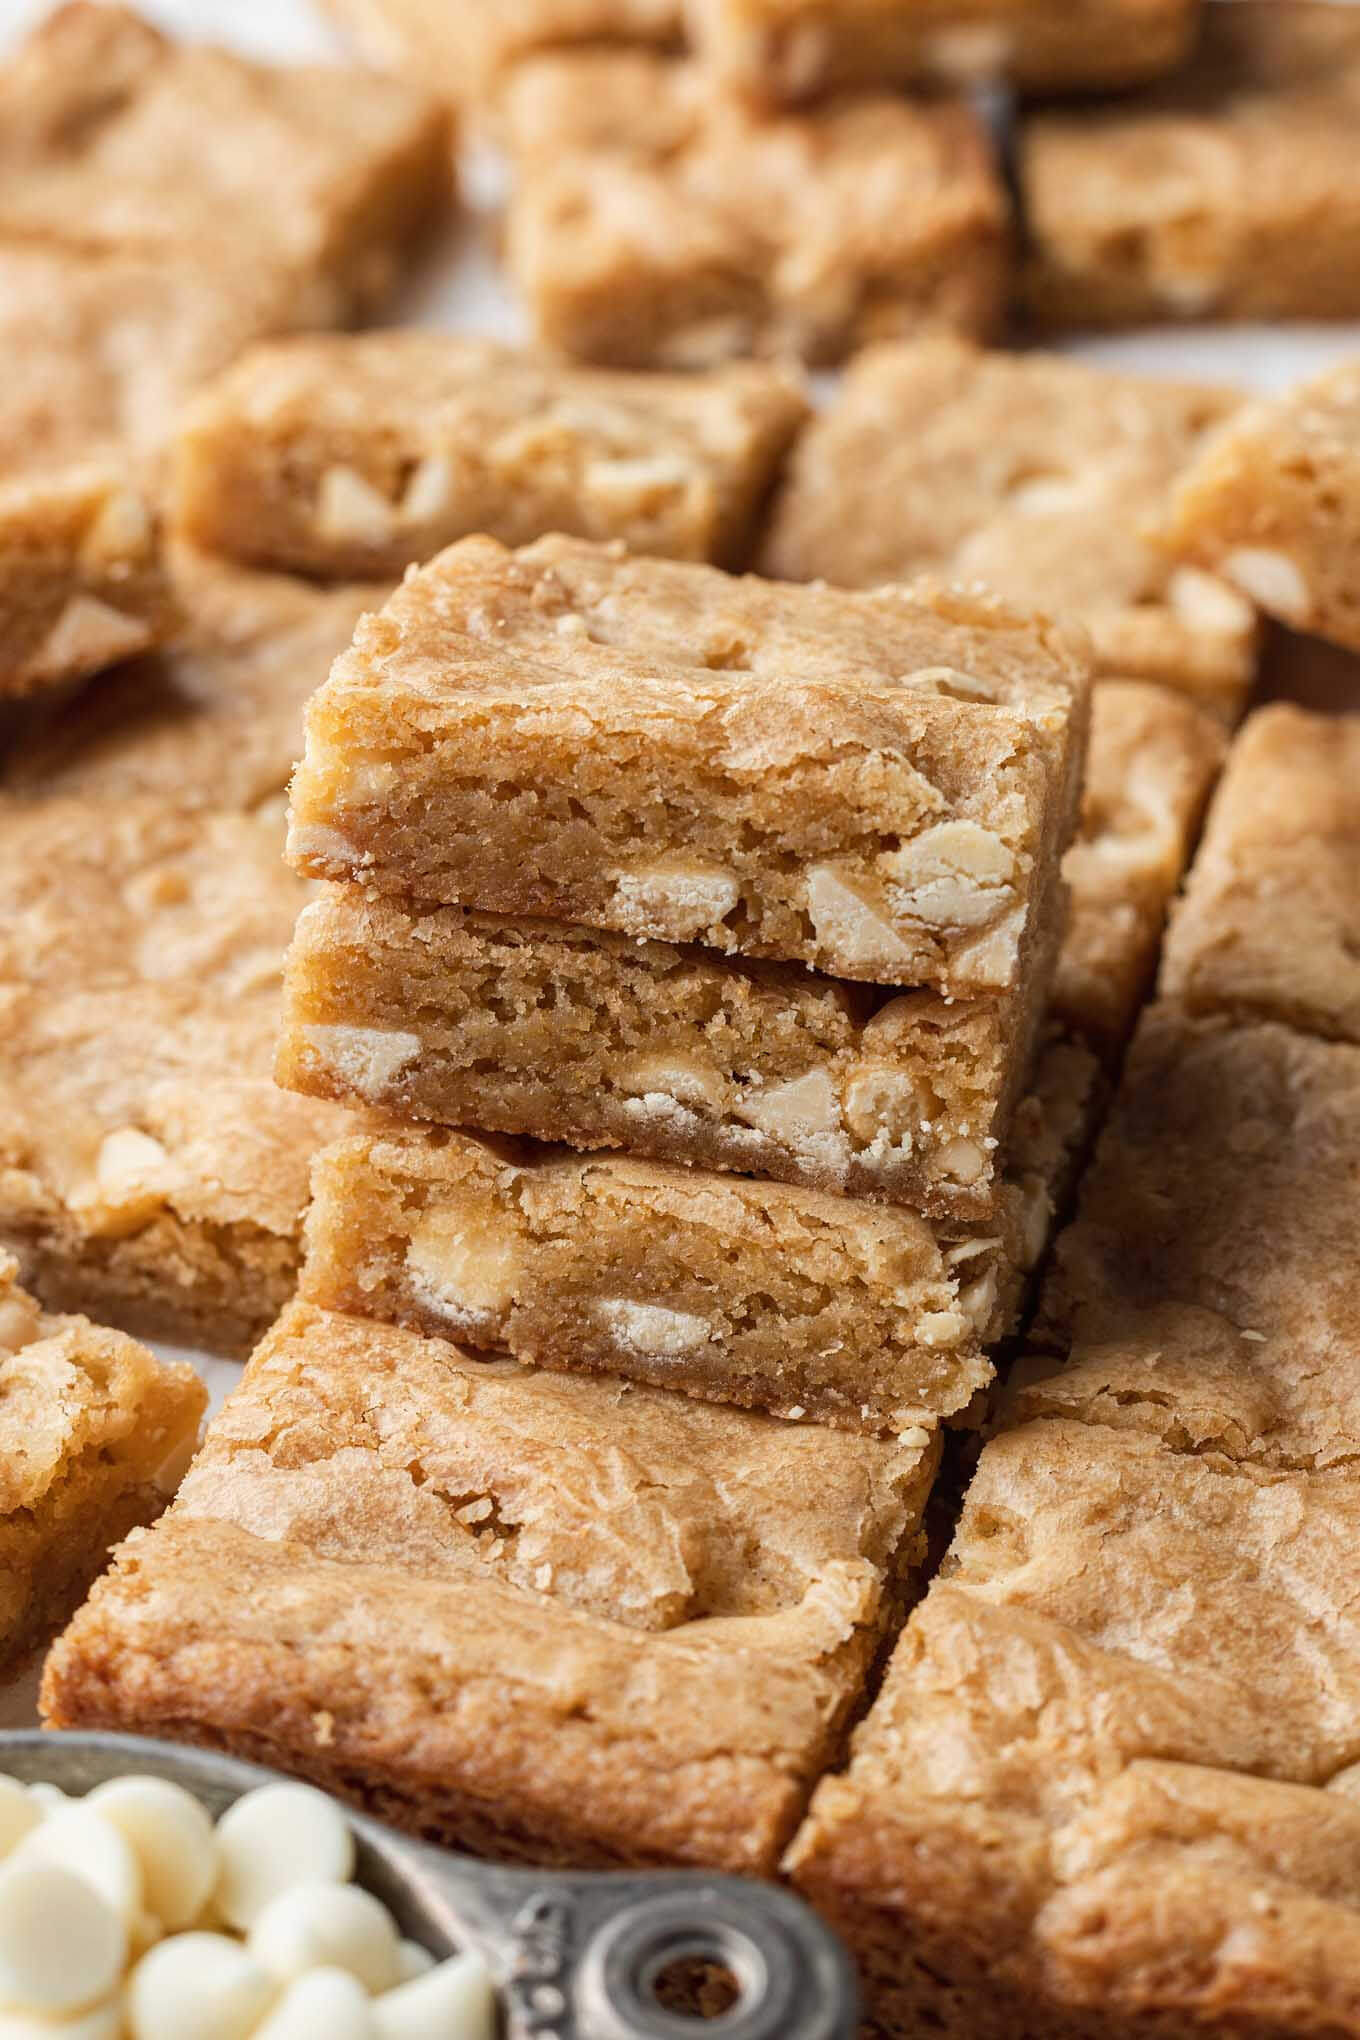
top-left (274, 528), bottom-right (1094, 1438)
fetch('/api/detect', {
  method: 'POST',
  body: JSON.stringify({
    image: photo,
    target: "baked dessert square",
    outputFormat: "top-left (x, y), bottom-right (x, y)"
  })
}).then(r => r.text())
top-left (688, 0), bottom-right (1199, 108)
top-left (0, 1253), bottom-right (204, 1674)
top-left (501, 51), bottom-right (1008, 367)
top-left (788, 1412), bottom-right (1360, 2038)
top-left (1053, 680), bottom-right (1225, 1061)
top-left (297, 1034), bottom-right (1096, 1434)
top-left (42, 1298), bottom-right (939, 1873)
top-left (4, 558), bottom-right (387, 811)
top-left (1161, 706), bottom-right (1360, 1046)
top-left (1021, 1), bottom-right (1360, 329)
top-left (760, 337), bottom-right (1256, 720)
top-left (287, 535), bottom-right (1092, 993)
top-left (0, 2), bottom-right (452, 319)
top-left (1162, 358), bottom-right (1360, 655)
top-left (277, 892), bottom-right (1057, 1221)
top-left (171, 335), bottom-right (808, 581)
top-left (0, 240), bottom-right (352, 705)
top-left (324, 0), bottom-right (681, 114)
top-left (0, 795), bottom-right (352, 1354)
top-left (1020, 1004), bottom-right (1360, 1476)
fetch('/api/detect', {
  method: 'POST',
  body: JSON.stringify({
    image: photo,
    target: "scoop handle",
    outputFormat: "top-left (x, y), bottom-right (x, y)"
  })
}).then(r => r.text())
top-left (403, 1845), bottom-right (860, 2040)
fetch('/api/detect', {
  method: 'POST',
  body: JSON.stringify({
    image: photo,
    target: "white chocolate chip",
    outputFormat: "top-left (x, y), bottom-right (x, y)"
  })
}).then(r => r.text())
top-left (0, 1780), bottom-right (39, 1858)
top-left (583, 454), bottom-right (693, 509)
top-left (317, 466), bottom-right (395, 546)
top-left (29, 595), bottom-right (151, 680)
top-left (10, 1805), bottom-right (142, 1923)
top-left (883, 823), bottom-right (1016, 930)
top-left (126, 1932), bottom-right (277, 2040)
top-left (936, 1137), bottom-right (987, 1186)
top-left (373, 1951), bottom-right (496, 2040)
top-left (302, 1024), bottom-right (422, 1095)
top-left (407, 1203), bottom-right (523, 1320)
top-left (249, 1883), bottom-right (401, 1993)
top-left (1167, 564), bottom-right (1255, 637)
top-left (805, 867), bottom-right (918, 971)
top-left (252, 1968), bottom-right (375, 2040)
top-left (87, 1778), bottom-right (217, 1931)
top-left (960, 1266), bottom-right (1001, 1331)
top-left (612, 863), bottom-right (740, 942)
top-left (81, 488), bottom-right (153, 569)
top-left (214, 1784), bottom-right (355, 1932)
top-left (397, 1941), bottom-right (436, 1982)
top-left (595, 1299), bottom-right (711, 1358)
top-left (399, 453), bottom-right (455, 524)
top-left (0, 1861), bottom-right (126, 2016)
top-left (736, 1068), bottom-right (842, 1145)
top-left (1223, 547), bottom-right (1311, 623)
top-left (916, 1309), bottom-right (969, 1349)
top-left (617, 1053), bottom-right (728, 1116)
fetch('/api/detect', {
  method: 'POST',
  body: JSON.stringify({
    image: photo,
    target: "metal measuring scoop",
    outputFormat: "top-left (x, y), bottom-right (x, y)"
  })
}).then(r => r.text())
top-left (0, 1730), bottom-right (858, 2040)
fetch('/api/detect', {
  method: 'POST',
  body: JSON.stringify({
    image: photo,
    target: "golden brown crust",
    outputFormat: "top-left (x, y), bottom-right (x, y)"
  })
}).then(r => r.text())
top-left (502, 51), bottom-right (1008, 368)
top-left (760, 337), bottom-right (1257, 719)
top-left (44, 1301), bottom-right (938, 1873)
top-left (170, 334), bottom-right (807, 579)
top-left (287, 534), bottom-right (1091, 993)
top-left (0, 795), bottom-right (352, 1355)
top-left (0, 1254), bottom-right (203, 1671)
top-left (1163, 362), bottom-right (1360, 656)
top-left (1022, 1), bottom-right (1360, 330)
top-left (1162, 705), bottom-right (1360, 1045)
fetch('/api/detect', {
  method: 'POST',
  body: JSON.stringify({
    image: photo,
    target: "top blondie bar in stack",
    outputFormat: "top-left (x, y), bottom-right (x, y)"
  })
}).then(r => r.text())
top-left (277, 531), bottom-right (1092, 1434)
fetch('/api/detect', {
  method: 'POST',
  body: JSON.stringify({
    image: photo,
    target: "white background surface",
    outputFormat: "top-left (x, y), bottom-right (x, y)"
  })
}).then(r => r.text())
top-left (2, 0), bottom-right (1359, 1727)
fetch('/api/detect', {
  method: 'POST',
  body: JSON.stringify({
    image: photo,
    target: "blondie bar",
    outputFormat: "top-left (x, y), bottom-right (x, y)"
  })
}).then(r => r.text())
top-left (5, 559), bottom-right (386, 811)
top-left (790, 1414), bottom-right (1360, 2038)
top-left (278, 894), bottom-right (1055, 1219)
top-left (0, 1254), bottom-right (204, 1674)
top-left (297, 1033), bottom-right (1096, 1434)
top-left (171, 335), bottom-right (807, 580)
top-left (761, 337), bottom-right (1256, 719)
top-left (0, 795), bottom-right (352, 1354)
top-left (42, 1299), bottom-right (938, 1873)
top-left (1053, 681), bottom-right (1225, 1061)
top-left (502, 51), bottom-right (1007, 367)
top-left (324, 0), bottom-right (680, 113)
top-left (1021, 1005), bottom-right (1360, 1474)
top-left (0, 3), bottom-right (451, 318)
top-left (1163, 359), bottom-right (1360, 654)
top-left (287, 536), bottom-right (1091, 992)
top-left (1021, 1), bottom-right (1360, 329)
top-left (688, 0), bottom-right (1199, 107)
top-left (1162, 706), bottom-right (1360, 1047)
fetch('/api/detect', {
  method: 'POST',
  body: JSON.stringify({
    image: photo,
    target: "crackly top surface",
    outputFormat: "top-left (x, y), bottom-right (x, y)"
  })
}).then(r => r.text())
top-left (0, 794), bottom-right (351, 1245)
top-left (0, 2), bottom-right (448, 271)
top-left (0, 1253), bottom-right (204, 1522)
top-left (3, 557), bottom-right (387, 810)
top-left (1018, 1004), bottom-right (1360, 1474)
top-left (1162, 705), bottom-right (1360, 1045)
top-left (789, 1411), bottom-right (1360, 2031)
top-left (173, 1300), bottom-right (937, 1636)
top-left (326, 0), bottom-right (681, 105)
top-left (309, 533), bottom-right (1089, 729)
top-left (760, 335), bottom-right (1247, 660)
top-left (1021, 2), bottom-right (1360, 290)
